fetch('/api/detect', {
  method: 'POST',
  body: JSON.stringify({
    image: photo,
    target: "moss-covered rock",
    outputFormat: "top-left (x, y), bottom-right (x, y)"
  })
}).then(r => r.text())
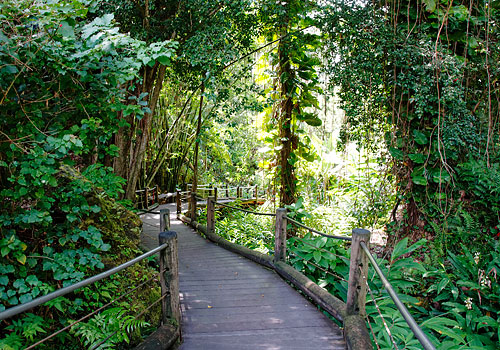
top-left (58, 165), bottom-right (161, 345)
top-left (59, 164), bottom-right (143, 263)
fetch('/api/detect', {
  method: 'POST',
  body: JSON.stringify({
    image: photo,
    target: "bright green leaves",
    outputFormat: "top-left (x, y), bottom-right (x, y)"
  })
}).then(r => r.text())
top-left (72, 307), bottom-right (150, 348)
top-left (0, 235), bottom-right (27, 266)
top-left (296, 112), bottom-right (322, 127)
top-left (391, 237), bottom-right (427, 263)
top-left (411, 166), bottom-right (453, 186)
top-left (287, 233), bottom-right (349, 295)
top-left (58, 226), bottom-right (110, 251)
top-left (389, 147), bottom-right (404, 160)
top-left (422, 0), bottom-right (437, 12)
top-left (408, 153), bottom-right (426, 164)
top-left (285, 197), bottom-right (311, 224)
top-left (81, 13), bottom-right (115, 40)
top-left (411, 167), bottom-right (428, 186)
top-left (138, 41), bottom-right (178, 68)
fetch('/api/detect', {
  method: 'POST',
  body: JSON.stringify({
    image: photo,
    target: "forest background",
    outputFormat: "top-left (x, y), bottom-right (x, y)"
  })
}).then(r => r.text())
top-left (0, 0), bottom-right (499, 349)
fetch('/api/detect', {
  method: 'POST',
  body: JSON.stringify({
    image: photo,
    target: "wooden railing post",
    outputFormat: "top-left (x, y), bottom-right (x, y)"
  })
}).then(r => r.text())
top-left (145, 188), bottom-right (149, 208)
top-left (236, 186), bottom-right (240, 198)
top-left (254, 185), bottom-right (258, 200)
top-left (160, 208), bottom-right (170, 232)
top-left (225, 184), bottom-right (229, 198)
top-left (154, 186), bottom-right (159, 205)
top-left (159, 231), bottom-right (180, 326)
top-left (346, 228), bottom-right (371, 317)
top-left (274, 208), bottom-right (287, 263)
top-left (214, 187), bottom-right (218, 202)
top-left (190, 192), bottom-right (197, 220)
top-left (206, 196), bottom-right (215, 234)
top-left (176, 190), bottom-right (181, 214)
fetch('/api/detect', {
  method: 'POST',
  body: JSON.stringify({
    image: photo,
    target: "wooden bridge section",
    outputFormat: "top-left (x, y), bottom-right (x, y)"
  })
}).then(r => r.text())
top-left (141, 203), bottom-right (345, 349)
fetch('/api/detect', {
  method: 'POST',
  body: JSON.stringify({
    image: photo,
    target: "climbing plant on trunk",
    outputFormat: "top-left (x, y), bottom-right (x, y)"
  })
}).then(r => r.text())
top-left (322, 0), bottom-right (499, 249)
top-left (261, 0), bottom-right (323, 207)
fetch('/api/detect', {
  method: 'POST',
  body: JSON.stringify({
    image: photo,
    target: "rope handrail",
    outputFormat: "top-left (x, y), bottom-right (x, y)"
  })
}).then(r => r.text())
top-left (285, 216), bottom-right (353, 241)
top-left (0, 243), bottom-right (168, 321)
top-left (214, 201), bottom-right (276, 216)
top-left (195, 195), bottom-right (432, 349)
top-left (90, 292), bottom-right (168, 350)
top-left (23, 270), bottom-right (165, 349)
top-left (360, 241), bottom-right (436, 350)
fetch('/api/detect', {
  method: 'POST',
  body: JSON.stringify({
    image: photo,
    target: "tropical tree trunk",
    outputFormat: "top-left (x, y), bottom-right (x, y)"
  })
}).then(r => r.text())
top-left (277, 5), bottom-right (297, 207)
top-left (190, 82), bottom-right (205, 215)
top-left (114, 64), bottom-right (167, 200)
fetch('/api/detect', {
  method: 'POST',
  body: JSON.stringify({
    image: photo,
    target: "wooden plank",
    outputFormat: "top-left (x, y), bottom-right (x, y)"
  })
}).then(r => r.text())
top-left (140, 203), bottom-right (345, 350)
top-left (182, 315), bottom-right (335, 333)
top-left (181, 308), bottom-right (333, 324)
top-left (181, 327), bottom-right (345, 350)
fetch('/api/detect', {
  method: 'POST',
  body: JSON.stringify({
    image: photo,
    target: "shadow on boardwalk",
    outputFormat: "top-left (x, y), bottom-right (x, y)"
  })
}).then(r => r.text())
top-left (141, 203), bottom-right (345, 350)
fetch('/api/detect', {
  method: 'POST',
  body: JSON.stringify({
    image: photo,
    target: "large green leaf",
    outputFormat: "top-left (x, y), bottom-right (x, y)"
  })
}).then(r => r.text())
top-left (409, 153), bottom-right (426, 164)
top-left (59, 21), bottom-right (75, 39)
top-left (389, 147), bottom-right (404, 160)
top-left (421, 317), bottom-right (465, 344)
top-left (297, 113), bottom-right (322, 126)
top-left (413, 130), bottom-right (428, 145)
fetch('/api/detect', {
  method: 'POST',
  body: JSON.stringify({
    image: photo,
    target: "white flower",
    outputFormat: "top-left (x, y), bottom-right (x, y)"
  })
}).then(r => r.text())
top-left (474, 252), bottom-right (480, 264)
top-left (465, 297), bottom-right (473, 310)
top-left (480, 277), bottom-right (491, 288)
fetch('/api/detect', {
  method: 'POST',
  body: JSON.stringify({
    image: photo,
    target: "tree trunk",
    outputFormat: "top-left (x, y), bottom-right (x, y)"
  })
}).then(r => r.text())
top-left (190, 82), bottom-right (205, 213)
top-left (114, 64), bottom-right (167, 200)
top-left (277, 7), bottom-right (296, 207)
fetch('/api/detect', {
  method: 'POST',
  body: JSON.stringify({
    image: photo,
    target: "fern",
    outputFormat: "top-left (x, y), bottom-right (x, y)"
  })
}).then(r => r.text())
top-left (0, 333), bottom-right (23, 350)
top-left (428, 220), bottom-right (446, 258)
top-left (71, 307), bottom-right (149, 349)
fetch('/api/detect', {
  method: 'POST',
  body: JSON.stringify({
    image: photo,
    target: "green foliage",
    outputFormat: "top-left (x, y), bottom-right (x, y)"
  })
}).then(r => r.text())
top-left (71, 307), bottom-right (150, 349)
top-left (362, 238), bottom-right (500, 349)
top-left (322, 0), bottom-right (500, 250)
top-left (288, 234), bottom-right (350, 296)
top-left (0, 2), bottom-right (168, 346)
top-left (82, 164), bottom-right (126, 200)
top-left (205, 204), bottom-right (274, 254)
top-left (284, 197), bottom-right (311, 224)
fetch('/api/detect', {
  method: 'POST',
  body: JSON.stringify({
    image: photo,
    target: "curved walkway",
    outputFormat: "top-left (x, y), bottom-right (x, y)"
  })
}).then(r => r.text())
top-left (141, 203), bottom-right (345, 350)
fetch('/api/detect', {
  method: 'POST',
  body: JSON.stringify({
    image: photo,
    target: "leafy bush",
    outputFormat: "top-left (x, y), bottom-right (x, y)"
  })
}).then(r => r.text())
top-left (288, 234), bottom-right (350, 297)
top-left (199, 202), bottom-right (274, 253)
top-left (0, 1), bottom-right (170, 347)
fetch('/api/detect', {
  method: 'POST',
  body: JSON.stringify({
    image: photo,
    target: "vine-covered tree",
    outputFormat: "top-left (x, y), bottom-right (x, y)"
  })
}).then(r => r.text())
top-left (260, 0), bottom-right (323, 207)
top-left (323, 0), bottom-right (499, 249)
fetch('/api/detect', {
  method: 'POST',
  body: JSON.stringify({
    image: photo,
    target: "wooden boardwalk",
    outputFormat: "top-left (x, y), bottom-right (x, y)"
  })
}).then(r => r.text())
top-left (141, 204), bottom-right (345, 350)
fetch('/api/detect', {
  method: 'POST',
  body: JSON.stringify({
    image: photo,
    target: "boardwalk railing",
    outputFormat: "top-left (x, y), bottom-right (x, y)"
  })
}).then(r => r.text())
top-left (176, 183), bottom-right (264, 217)
top-left (0, 209), bottom-right (180, 349)
top-left (177, 195), bottom-right (436, 350)
top-left (135, 185), bottom-right (159, 209)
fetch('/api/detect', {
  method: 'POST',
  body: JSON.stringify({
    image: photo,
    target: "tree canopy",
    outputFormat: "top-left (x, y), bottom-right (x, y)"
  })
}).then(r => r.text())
top-left (1, 0), bottom-right (499, 348)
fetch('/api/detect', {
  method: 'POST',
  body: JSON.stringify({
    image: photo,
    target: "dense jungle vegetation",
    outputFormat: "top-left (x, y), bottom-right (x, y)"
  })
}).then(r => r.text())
top-left (0, 0), bottom-right (499, 348)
